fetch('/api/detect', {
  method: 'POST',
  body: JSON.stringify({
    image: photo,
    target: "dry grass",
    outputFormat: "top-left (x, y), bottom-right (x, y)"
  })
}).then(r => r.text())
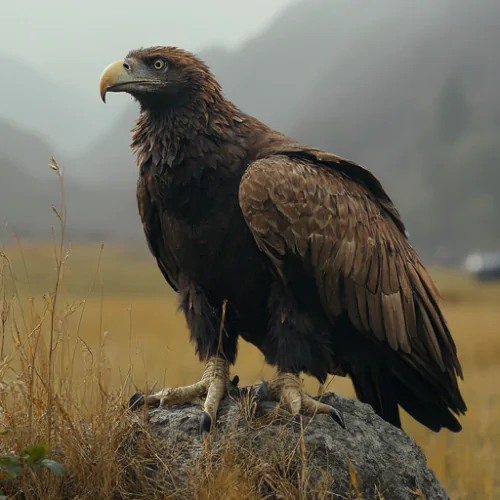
top-left (0, 166), bottom-right (498, 498)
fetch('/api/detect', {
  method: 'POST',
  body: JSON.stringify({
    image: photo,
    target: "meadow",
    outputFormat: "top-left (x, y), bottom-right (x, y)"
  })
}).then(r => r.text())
top-left (0, 232), bottom-right (498, 498)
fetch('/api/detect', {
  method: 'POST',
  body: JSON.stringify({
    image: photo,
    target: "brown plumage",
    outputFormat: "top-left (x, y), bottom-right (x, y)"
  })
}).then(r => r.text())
top-left (100, 46), bottom-right (466, 432)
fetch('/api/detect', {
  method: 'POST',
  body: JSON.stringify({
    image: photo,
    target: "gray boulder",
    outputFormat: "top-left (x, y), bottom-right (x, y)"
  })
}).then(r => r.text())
top-left (127, 391), bottom-right (448, 499)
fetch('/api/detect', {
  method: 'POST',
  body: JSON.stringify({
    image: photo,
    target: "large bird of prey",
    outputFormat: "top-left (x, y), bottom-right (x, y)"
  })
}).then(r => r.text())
top-left (100, 47), bottom-right (466, 433)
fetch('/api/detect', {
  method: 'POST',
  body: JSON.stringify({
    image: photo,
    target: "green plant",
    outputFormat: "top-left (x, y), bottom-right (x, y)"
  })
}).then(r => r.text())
top-left (0, 439), bottom-right (63, 497)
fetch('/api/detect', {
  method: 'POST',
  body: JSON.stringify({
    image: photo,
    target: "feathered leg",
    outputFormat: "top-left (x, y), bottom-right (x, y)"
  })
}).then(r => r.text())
top-left (130, 278), bottom-right (239, 434)
top-left (130, 356), bottom-right (230, 434)
top-left (259, 282), bottom-right (344, 427)
top-left (260, 372), bottom-right (345, 428)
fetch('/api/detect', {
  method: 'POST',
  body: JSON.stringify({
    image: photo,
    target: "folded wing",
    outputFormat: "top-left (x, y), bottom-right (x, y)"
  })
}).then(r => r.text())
top-left (239, 154), bottom-right (466, 430)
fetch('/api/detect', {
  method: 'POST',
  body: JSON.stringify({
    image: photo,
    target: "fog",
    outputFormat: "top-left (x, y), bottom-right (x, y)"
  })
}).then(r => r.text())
top-left (1, 0), bottom-right (499, 263)
top-left (1, 0), bottom-right (293, 152)
top-left (3, 0), bottom-right (293, 89)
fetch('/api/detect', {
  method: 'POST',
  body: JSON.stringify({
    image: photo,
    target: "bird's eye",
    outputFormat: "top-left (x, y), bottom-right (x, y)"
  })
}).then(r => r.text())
top-left (153, 59), bottom-right (166, 71)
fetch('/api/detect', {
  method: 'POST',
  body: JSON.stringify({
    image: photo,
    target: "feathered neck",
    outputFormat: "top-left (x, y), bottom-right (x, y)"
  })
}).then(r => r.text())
top-left (131, 87), bottom-right (239, 171)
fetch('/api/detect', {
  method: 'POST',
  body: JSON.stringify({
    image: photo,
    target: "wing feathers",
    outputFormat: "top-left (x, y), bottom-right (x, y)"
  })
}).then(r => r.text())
top-left (367, 290), bottom-right (385, 342)
top-left (415, 294), bottom-right (445, 371)
top-left (239, 155), bottom-right (463, 385)
top-left (344, 278), bottom-right (364, 332)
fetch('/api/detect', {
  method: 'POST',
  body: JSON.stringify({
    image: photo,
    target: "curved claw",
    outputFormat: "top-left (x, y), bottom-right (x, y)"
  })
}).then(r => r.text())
top-left (260, 372), bottom-right (347, 428)
top-left (329, 406), bottom-right (345, 428)
top-left (129, 391), bottom-right (145, 409)
top-left (199, 411), bottom-right (212, 436)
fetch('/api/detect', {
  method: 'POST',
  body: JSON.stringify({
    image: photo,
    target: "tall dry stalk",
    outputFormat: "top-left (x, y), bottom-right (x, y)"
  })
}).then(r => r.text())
top-left (46, 157), bottom-right (67, 453)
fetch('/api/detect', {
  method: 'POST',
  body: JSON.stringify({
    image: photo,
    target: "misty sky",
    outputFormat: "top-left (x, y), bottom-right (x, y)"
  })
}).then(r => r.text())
top-left (3, 0), bottom-right (294, 92)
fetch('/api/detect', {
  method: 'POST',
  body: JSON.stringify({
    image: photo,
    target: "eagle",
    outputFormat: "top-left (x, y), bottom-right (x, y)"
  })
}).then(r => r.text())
top-left (100, 46), bottom-right (466, 434)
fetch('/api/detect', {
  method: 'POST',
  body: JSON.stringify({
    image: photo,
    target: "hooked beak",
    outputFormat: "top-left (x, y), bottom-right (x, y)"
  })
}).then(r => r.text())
top-left (100, 59), bottom-right (149, 103)
top-left (100, 60), bottom-right (129, 103)
top-left (100, 58), bottom-right (165, 103)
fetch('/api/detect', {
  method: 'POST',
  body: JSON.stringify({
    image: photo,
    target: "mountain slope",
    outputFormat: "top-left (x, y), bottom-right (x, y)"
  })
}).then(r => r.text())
top-left (2, 0), bottom-right (500, 258)
top-left (0, 56), bottom-right (122, 155)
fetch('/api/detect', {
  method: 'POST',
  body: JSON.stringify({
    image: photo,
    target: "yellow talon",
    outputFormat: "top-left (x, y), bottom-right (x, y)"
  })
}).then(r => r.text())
top-left (131, 356), bottom-right (230, 433)
top-left (263, 372), bottom-right (345, 428)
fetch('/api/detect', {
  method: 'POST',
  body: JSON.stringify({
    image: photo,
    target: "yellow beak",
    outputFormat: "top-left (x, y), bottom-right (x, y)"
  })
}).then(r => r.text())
top-left (99, 60), bottom-right (127, 103)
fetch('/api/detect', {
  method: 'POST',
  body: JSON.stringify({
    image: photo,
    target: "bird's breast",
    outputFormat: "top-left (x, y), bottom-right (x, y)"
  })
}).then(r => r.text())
top-left (144, 165), bottom-right (268, 303)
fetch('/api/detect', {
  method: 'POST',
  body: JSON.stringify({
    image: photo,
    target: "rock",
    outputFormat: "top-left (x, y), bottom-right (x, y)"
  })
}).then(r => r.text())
top-left (129, 391), bottom-right (448, 499)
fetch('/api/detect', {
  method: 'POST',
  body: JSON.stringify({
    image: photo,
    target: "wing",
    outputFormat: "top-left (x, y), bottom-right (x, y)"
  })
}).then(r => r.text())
top-left (239, 154), bottom-right (465, 401)
top-left (137, 176), bottom-right (179, 292)
top-left (251, 130), bottom-right (407, 237)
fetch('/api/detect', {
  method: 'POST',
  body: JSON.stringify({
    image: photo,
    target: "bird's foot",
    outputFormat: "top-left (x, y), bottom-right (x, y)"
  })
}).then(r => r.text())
top-left (258, 372), bottom-right (345, 428)
top-left (129, 356), bottom-right (230, 435)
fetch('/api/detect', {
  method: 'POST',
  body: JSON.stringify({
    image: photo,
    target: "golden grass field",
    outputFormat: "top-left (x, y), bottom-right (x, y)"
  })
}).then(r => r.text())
top-left (0, 236), bottom-right (499, 498)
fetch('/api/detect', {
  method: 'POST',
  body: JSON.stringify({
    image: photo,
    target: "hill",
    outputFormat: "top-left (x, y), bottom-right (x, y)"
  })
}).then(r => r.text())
top-left (1, 0), bottom-right (500, 260)
top-left (0, 56), bottom-right (122, 155)
top-left (0, 120), bottom-right (142, 243)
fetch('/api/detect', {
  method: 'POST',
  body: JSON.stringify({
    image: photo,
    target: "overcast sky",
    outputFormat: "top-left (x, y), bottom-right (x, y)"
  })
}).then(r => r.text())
top-left (3, 0), bottom-right (295, 92)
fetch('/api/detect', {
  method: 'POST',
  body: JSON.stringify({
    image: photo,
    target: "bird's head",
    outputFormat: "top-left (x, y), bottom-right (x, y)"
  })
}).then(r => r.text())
top-left (100, 46), bottom-right (217, 108)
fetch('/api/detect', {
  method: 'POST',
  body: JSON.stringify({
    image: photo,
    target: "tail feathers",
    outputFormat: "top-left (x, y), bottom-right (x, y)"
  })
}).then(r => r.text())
top-left (350, 361), bottom-right (463, 432)
top-left (393, 375), bottom-right (462, 432)
top-left (350, 364), bottom-right (401, 428)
